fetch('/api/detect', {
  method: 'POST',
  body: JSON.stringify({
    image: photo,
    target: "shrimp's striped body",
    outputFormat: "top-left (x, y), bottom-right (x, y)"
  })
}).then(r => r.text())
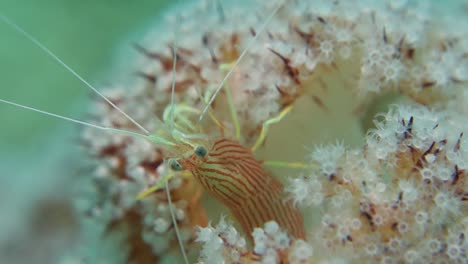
top-left (178, 138), bottom-right (305, 240)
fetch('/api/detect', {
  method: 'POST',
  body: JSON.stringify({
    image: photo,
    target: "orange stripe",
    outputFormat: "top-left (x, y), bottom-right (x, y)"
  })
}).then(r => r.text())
top-left (212, 142), bottom-right (250, 153)
top-left (281, 201), bottom-right (297, 236)
top-left (255, 193), bottom-right (274, 224)
top-left (231, 162), bottom-right (264, 193)
top-left (248, 203), bottom-right (262, 234)
top-left (200, 175), bottom-right (250, 200)
top-left (208, 155), bottom-right (256, 165)
top-left (212, 139), bottom-right (249, 151)
top-left (211, 141), bottom-right (251, 152)
top-left (262, 194), bottom-right (283, 232)
top-left (235, 162), bottom-right (268, 193)
top-left (197, 166), bottom-right (255, 195)
top-left (233, 209), bottom-right (249, 235)
top-left (212, 138), bottom-right (231, 146)
top-left (211, 186), bottom-right (243, 208)
top-left (211, 142), bottom-right (249, 153)
top-left (209, 149), bottom-right (252, 158)
top-left (204, 160), bottom-right (233, 166)
top-left (240, 206), bottom-right (257, 235)
top-left (276, 190), bottom-right (301, 237)
top-left (249, 196), bottom-right (266, 228)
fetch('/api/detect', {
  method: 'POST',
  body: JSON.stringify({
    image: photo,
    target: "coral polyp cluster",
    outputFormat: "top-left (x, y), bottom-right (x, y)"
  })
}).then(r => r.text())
top-left (288, 104), bottom-right (467, 263)
top-left (66, 0), bottom-right (467, 263)
top-left (196, 219), bottom-right (312, 263)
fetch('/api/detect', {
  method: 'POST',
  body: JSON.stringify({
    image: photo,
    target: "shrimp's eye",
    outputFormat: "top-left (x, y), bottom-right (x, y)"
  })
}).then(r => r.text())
top-left (170, 159), bottom-right (183, 171)
top-left (194, 145), bottom-right (208, 158)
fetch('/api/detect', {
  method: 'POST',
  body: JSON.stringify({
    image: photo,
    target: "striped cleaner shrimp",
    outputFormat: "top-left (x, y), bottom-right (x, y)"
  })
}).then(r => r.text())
top-left (0, 0), bottom-right (309, 262)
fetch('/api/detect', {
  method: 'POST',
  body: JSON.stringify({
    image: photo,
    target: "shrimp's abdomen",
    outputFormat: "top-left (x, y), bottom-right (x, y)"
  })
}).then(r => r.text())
top-left (189, 138), bottom-right (305, 240)
top-left (230, 176), bottom-right (305, 240)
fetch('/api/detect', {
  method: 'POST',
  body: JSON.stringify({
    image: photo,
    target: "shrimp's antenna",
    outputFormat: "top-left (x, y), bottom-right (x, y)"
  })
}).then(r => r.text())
top-left (168, 43), bottom-right (177, 132)
top-left (199, 0), bottom-right (286, 121)
top-left (0, 98), bottom-right (153, 142)
top-left (165, 182), bottom-right (189, 264)
top-left (0, 15), bottom-right (150, 135)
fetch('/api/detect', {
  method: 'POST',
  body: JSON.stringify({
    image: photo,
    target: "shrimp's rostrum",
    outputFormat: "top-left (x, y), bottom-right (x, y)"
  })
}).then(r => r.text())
top-left (173, 138), bottom-right (305, 240)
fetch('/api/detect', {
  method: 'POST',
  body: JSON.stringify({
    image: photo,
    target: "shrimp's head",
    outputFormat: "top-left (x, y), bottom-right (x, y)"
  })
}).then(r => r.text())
top-left (146, 122), bottom-right (211, 171)
top-left (151, 99), bottom-right (221, 172)
top-left (168, 143), bottom-right (211, 172)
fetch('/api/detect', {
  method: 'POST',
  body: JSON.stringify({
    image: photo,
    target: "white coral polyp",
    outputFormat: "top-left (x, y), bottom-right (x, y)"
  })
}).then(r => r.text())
top-left (311, 143), bottom-right (345, 176)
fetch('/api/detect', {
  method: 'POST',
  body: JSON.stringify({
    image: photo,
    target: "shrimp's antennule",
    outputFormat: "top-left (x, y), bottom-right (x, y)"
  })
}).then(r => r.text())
top-left (199, 0), bottom-right (287, 121)
top-left (0, 15), bottom-right (150, 135)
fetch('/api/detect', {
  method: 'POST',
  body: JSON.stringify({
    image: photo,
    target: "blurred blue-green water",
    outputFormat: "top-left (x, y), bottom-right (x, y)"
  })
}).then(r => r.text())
top-left (0, 1), bottom-right (180, 263)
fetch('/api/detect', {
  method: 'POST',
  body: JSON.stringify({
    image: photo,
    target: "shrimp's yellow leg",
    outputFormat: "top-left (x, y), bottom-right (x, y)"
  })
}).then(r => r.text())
top-left (264, 160), bottom-right (309, 169)
top-left (136, 171), bottom-right (192, 200)
top-left (251, 105), bottom-right (294, 152)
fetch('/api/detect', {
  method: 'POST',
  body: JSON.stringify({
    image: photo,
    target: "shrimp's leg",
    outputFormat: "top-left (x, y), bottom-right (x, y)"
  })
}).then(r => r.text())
top-left (220, 61), bottom-right (310, 169)
top-left (136, 171), bottom-right (193, 200)
top-left (136, 172), bottom-right (175, 200)
top-left (251, 105), bottom-right (294, 152)
top-left (263, 160), bottom-right (309, 169)
top-left (219, 62), bottom-right (300, 157)
top-left (249, 105), bottom-right (320, 169)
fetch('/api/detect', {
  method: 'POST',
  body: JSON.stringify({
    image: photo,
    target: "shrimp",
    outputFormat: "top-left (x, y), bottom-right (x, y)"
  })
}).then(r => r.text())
top-left (0, 0), bottom-right (305, 262)
top-left (173, 137), bottom-right (306, 240)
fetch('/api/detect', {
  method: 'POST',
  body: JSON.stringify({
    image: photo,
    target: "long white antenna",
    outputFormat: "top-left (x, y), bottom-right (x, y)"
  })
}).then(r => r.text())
top-left (168, 43), bottom-right (177, 132)
top-left (0, 15), bottom-right (150, 135)
top-left (165, 183), bottom-right (189, 264)
top-left (0, 98), bottom-right (149, 140)
top-left (199, 0), bottom-right (286, 121)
